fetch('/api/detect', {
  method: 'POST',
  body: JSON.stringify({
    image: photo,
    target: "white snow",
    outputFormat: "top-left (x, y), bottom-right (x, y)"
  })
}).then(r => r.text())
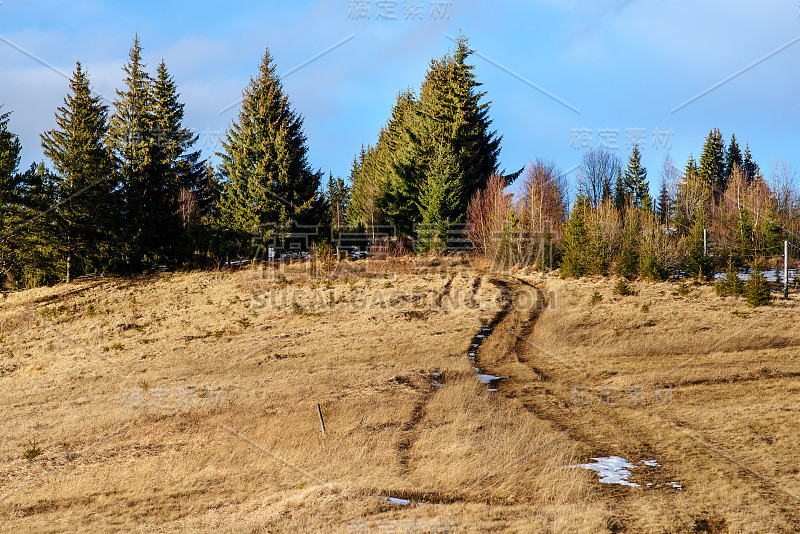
top-left (571, 456), bottom-right (640, 487)
top-left (432, 381), bottom-right (444, 388)
top-left (476, 374), bottom-right (509, 384)
top-left (642, 460), bottom-right (660, 467)
top-left (476, 334), bottom-right (485, 338)
top-left (431, 372), bottom-right (441, 378)
top-left (668, 481), bottom-right (683, 490)
top-left (377, 496), bottom-right (410, 505)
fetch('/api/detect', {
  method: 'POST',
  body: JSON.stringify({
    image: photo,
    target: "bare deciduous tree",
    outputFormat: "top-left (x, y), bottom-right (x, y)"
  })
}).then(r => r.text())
top-left (578, 149), bottom-right (620, 208)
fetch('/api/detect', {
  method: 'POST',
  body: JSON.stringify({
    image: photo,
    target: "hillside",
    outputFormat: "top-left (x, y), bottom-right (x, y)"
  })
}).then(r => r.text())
top-left (1, 259), bottom-right (799, 533)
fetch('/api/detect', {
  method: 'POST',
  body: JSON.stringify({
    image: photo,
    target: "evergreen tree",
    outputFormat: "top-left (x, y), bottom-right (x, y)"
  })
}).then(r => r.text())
top-left (560, 194), bottom-right (591, 277)
top-left (0, 106), bottom-right (25, 286)
top-left (151, 59), bottom-right (208, 260)
top-left (326, 172), bottom-right (349, 230)
top-left (624, 144), bottom-right (648, 208)
top-left (218, 46), bottom-right (323, 250)
top-left (685, 154), bottom-right (699, 182)
top-left (108, 35), bottom-right (168, 270)
top-left (724, 133), bottom-right (742, 184)
top-left (685, 207), bottom-right (713, 278)
top-left (616, 207), bottom-right (640, 278)
top-left (742, 144), bottom-right (759, 184)
top-left (657, 177), bottom-right (672, 225)
top-left (418, 146), bottom-right (463, 249)
top-left (391, 36), bottom-right (503, 232)
top-left (699, 127), bottom-right (726, 199)
top-left (41, 62), bottom-right (115, 282)
top-left (613, 166), bottom-right (626, 212)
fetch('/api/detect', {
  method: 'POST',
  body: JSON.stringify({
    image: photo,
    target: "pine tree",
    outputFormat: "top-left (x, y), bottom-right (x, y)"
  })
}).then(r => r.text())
top-left (218, 46), bottom-right (323, 251)
top-left (624, 144), bottom-right (648, 208)
top-left (742, 144), bottom-right (759, 184)
top-left (151, 59), bottom-right (208, 259)
top-left (0, 106), bottom-right (25, 287)
top-left (657, 178), bottom-right (671, 225)
top-left (560, 194), bottom-right (591, 277)
top-left (613, 167), bottom-right (626, 212)
top-left (685, 154), bottom-right (699, 182)
top-left (394, 36), bottom-right (502, 232)
top-left (108, 35), bottom-right (167, 270)
top-left (41, 62), bottom-right (115, 282)
top-left (326, 173), bottom-right (349, 230)
top-left (418, 145), bottom-right (463, 249)
top-left (724, 133), bottom-right (742, 183)
top-left (699, 128), bottom-right (726, 199)
top-left (686, 207), bottom-right (713, 278)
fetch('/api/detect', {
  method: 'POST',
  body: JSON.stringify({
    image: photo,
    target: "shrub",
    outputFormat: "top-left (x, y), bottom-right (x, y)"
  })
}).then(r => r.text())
top-left (714, 258), bottom-right (743, 297)
top-left (676, 281), bottom-right (691, 297)
top-left (23, 438), bottom-right (42, 461)
top-left (589, 290), bottom-right (603, 305)
top-left (744, 263), bottom-right (771, 307)
top-left (613, 278), bottom-right (634, 296)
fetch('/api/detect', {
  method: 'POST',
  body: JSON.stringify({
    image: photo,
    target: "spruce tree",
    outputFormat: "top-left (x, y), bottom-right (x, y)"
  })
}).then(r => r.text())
top-left (724, 133), bottom-right (742, 183)
top-left (624, 144), bottom-right (648, 208)
top-left (613, 167), bottom-right (626, 212)
top-left (657, 177), bottom-right (671, 225)
top-left (699, 128), bottom-right (726, 198)
top-left (326, 173), bottom-right (349, 230)
top-left (0, 106), bottom-right (24, 286)
top-left (392, 36), bottom-right (502, 233)
top-left (560, 194), bottom-right (591, 277)
top-left (218, 46), bottom-right (323, 248)
top-left (742, 144), bottom-right (759, 184)
top-left (108, 35), bottom-right (168, 270)
top-left (41, 62), bottom-right (115, 281)
top-left (418, 145), bottom-right (463, 249)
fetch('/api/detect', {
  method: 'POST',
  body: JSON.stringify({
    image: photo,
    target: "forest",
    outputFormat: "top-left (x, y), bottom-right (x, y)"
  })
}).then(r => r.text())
top-left (1, 34), bottom-right (798, 292)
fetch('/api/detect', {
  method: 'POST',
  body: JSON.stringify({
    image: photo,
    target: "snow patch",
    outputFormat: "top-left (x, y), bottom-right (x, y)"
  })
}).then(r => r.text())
top-left (476, 374), bottom-right (508, 384)
top-left (571, 456), bottom-right (640, 487)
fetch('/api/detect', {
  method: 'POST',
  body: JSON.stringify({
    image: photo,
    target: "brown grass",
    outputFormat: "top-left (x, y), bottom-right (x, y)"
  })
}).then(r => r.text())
top-left (0, 260), bottom-right (798, 532)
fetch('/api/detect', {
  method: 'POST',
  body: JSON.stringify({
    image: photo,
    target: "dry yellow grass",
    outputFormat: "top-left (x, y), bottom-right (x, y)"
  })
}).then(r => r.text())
top-left (0, 259), bottom-right (798, 532)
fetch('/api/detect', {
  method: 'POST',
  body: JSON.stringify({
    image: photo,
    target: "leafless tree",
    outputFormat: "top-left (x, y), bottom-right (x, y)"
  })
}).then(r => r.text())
top-left (578, 149), bottom-right (620, 208)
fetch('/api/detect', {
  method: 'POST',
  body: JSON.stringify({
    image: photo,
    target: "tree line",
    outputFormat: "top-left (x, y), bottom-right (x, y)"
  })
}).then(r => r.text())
top-left (1, 34), bottom-right (797, 289)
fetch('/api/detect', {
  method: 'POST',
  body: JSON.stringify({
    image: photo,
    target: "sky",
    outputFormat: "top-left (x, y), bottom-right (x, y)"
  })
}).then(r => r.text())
top-left (1, 0), bottom-right (799, 199)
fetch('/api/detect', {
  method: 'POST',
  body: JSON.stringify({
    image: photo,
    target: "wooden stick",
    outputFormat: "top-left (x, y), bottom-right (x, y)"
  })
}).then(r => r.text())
top-left (317, 403), bottom-right (326, 434)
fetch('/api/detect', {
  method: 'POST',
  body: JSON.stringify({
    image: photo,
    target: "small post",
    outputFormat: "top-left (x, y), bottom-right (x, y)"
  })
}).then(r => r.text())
top-left (784, 240), bottom-right (789, 300)
top-left (703, 229), bottom-right (707, 256)
top-left (316, 403), bottom-right (326, 435)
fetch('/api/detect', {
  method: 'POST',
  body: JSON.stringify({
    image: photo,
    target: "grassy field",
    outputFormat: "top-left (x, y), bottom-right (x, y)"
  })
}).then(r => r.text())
top-left (0, 257), bottom-right (798, 533)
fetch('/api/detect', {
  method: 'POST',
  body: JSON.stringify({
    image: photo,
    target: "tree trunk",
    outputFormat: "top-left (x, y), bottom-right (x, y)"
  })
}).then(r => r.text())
top-left (66, 254), bottom-right (72, 284)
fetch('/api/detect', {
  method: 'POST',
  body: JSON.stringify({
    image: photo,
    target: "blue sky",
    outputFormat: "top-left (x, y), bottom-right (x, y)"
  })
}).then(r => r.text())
top-left (1, 0), bottom-right (799, 198)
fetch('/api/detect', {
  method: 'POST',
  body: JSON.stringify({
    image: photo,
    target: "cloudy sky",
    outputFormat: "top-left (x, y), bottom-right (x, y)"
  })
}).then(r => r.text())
top-left (1, 0), bottom-right (799, 196)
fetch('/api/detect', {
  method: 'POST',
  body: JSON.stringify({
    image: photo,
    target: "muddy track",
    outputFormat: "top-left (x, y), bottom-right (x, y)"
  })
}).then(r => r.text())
top-left (475, 274), bottom-right (800, 532)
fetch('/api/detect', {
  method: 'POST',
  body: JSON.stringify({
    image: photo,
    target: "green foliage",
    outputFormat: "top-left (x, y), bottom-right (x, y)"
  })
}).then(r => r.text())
top-left (589, 290), bottom-right (603, 305)
top-left (218, 46), bottom-right (323, 255)
top-left (714, 257), bottom-right (744, 297)
top-left (685, 208), bottom-right (713, 278)
top-left (613, 278), bottom-right (634, 296)
top-left (350, 35), bottom-right (502, 236)
top-left (615, 208), bottom-right (640, 278)
top-left (23, 437), bottom-right (42, 461)
top-left (41, 62), bottom-right (116, 281)
top-left (623, 144), bottom-right (648, 208)
top-left (724, 134), bottom-right (742, 183)
top-left (699, 127), bottom-right (725, 197)
top-left (744, 262), bottom-right (771, 307)
top-left (742, 144), bottom-right (759, 184)
top-left (560, 195), bottom-right (591, 277)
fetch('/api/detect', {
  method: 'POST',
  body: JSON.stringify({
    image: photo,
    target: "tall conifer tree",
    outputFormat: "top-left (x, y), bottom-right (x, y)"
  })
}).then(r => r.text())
top-left (218, 46), bottom-right (323, 242)
top-left (41, 62), bottom-right (115, 281)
